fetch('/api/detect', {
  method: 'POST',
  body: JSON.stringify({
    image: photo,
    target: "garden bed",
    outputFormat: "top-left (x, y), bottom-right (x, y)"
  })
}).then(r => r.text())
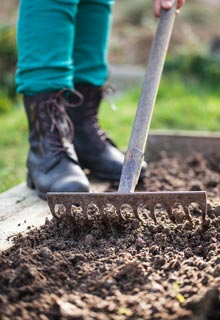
top-left (1, 133), bottom-right (220, 319)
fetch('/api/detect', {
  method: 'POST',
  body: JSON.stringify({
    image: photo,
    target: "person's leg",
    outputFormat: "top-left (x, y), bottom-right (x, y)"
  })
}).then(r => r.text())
top-left (16, 0), bottom-right (89, 199)
top-left (16, 0), bottom-right (79, 95)
top-left (67, 0), bottom-right (147, 180)
top-left (73, 0), bottom-right (114, 86)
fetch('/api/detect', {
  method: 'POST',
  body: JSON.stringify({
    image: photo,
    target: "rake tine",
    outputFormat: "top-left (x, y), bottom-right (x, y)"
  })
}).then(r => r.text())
top-left (68, 204), bottom-right (74, 217)
top-left (49, 204), bottom-right (58, 219)
top-left (99, 204), bottom-right (107, 221)
top-left (199, 201), bottom-right (207, 224)
top-left (148, 205), bottom-right (157, 224)
top-left (85, 203), bottom-right (90, 221)
top-left (151, 212), bottom-right (157, 224)
top-left (134, 207), bottom-right (145, 223)
top-left (119, 210), bottom-right (129, 221)
top-left (164, 205), bottom-right (176, 224)
top-left (77, 215), bottom-right (83, 224)
top-left (112, 206), bottom-right (120, 221)
top-left (102, 204), bottom-right (109, 220)
top-left (183, 205), bottom-right (193, 223)
top-left (118, 206), bottom-right (128, 221)
top-left (78, 205), bottom-right (84, 221)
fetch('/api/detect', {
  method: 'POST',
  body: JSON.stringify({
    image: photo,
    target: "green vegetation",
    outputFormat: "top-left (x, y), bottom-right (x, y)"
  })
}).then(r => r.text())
top-left (100, 71), bottom-right (220, 148)
top-left (0, 105), bottom-right (28, 192)
top-left (0, 25), bottom-right (17, 102)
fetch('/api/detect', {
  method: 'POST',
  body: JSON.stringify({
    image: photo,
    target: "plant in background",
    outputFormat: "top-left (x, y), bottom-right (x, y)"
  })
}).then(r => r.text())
top-left (0, 24), bottom-right (17, 106)
top-left (165, 51), bottom-right (220, 89)
top-left (0, 89), bottom-right (14, 114)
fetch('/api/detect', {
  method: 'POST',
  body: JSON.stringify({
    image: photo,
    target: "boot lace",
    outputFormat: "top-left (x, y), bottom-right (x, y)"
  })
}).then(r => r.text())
top-left (39, 89), bottom-right (83, 157)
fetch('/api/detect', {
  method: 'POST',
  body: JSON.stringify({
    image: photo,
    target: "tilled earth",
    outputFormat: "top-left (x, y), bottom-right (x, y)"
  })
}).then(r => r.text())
top-left (1, 153), bottom-right (220, 320)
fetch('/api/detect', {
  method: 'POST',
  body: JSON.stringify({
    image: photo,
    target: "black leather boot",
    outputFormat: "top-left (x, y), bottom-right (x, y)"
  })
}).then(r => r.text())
top-left (67, 84), bottom-right (147, 181)
top-left (24, 89), bottom-right (90, 200)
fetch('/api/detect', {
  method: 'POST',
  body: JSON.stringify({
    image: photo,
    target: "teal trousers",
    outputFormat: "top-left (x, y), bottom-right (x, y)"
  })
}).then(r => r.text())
top-left (16, 0), bottom-right (114, 95)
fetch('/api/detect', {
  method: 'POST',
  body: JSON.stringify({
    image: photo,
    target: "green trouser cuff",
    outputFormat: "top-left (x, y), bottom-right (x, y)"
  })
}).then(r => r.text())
top-left (16, 0), bottom-right (114, 95)
top-left (73, 2), bottom-right (113, 86)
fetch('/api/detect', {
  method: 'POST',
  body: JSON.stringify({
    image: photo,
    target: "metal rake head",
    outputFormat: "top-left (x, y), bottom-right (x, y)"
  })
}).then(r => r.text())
top-left (47, 191), bottom-right (207, 225)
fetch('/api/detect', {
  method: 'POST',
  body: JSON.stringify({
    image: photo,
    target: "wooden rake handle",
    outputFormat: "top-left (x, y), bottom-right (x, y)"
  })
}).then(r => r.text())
top-left (118, 0), bottom-right (178, 193)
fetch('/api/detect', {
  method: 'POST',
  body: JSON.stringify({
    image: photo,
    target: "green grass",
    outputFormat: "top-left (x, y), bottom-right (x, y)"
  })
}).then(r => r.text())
top-left (0, 105), bottom-right (28, 192)
top-left (0, 72), bottom-right (220, 192)
top-left (100, 73), bottom-right (220, 148)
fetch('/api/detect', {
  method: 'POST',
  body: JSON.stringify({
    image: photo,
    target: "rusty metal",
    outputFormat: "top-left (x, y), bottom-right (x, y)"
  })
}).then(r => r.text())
top-left (47, 191), bottom-right (207, 224)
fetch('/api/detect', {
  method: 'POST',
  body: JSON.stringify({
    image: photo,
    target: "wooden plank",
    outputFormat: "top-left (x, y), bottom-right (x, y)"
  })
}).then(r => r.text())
top-left (0, 180), bottom-right (111, 252)
top-left (0, 183), bottom-right (50, 251)
top-left (147, 130), bottom-right (220, 160)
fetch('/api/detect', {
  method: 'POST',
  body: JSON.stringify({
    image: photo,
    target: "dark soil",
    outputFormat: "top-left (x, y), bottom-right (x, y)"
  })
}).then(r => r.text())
top-left (1, 153), bottom-right (220, 320)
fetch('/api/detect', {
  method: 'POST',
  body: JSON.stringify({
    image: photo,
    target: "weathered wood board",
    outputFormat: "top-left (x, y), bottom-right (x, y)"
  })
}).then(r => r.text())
top-left (0, 183), bottom-right (50, 251)
top-left (0, 180), bottom-right (111, 251)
